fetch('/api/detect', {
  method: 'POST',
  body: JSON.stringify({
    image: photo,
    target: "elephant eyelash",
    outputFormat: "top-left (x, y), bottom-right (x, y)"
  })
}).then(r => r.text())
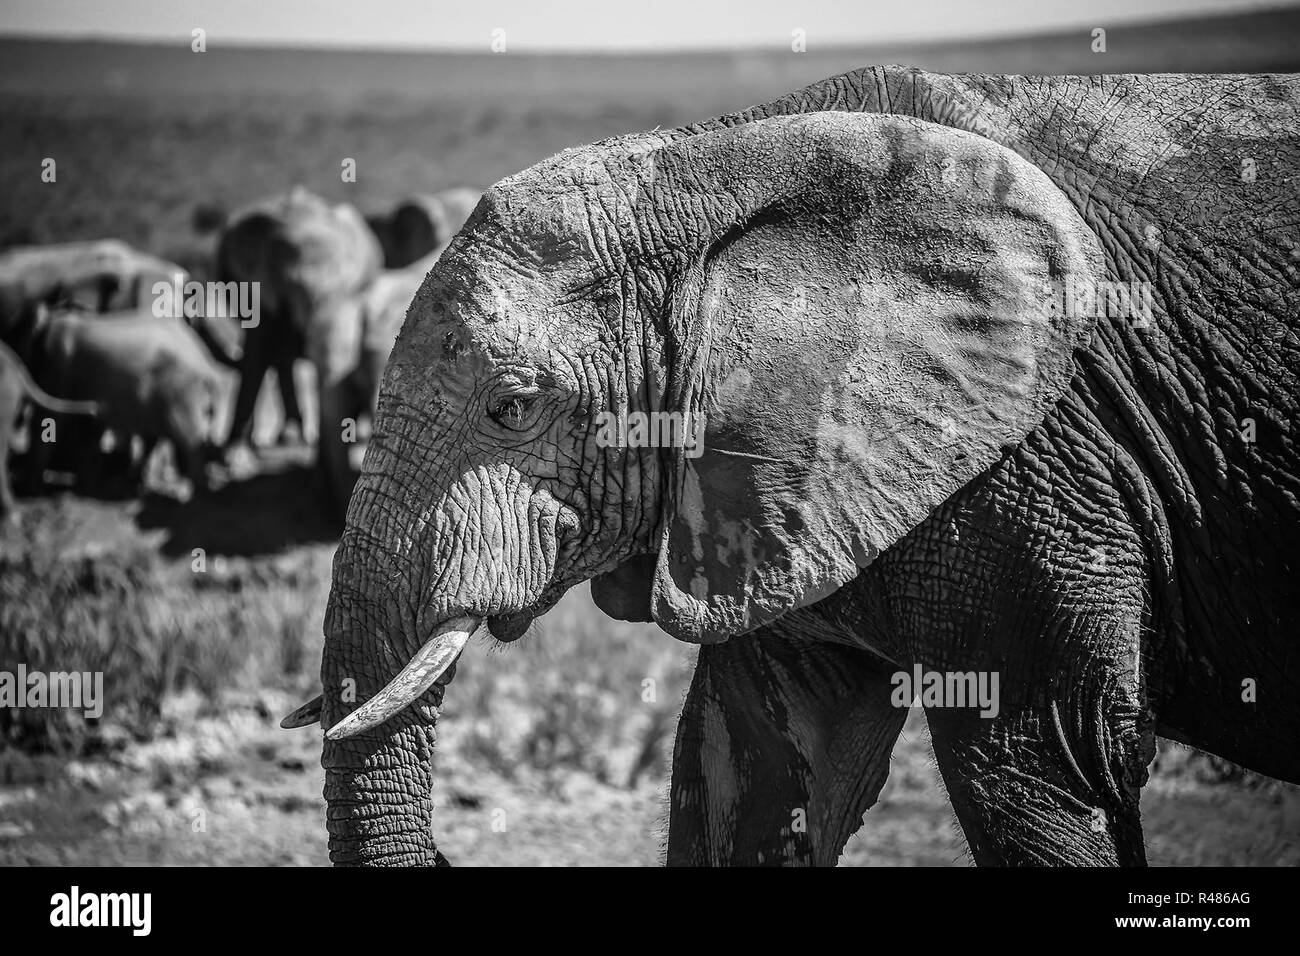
top-left (488, 390), bottom-right (543, 430)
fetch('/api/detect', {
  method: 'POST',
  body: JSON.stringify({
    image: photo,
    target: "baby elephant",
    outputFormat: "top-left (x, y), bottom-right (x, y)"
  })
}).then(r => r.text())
top-left (0, 340), bottom-right (100, 522)
top-left (24, 305), bottom-right (224, 496)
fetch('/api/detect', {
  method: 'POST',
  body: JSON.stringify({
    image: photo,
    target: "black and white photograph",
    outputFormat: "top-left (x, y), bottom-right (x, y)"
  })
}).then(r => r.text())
top-left (0, 0), bottom-right (1296, 913)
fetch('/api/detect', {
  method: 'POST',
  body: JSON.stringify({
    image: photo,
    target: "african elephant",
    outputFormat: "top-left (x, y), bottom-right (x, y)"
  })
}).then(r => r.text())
top-left (292, 67), bottom-right (1300, 867)
top-left (0, 339), bottom-right (99, 522)
top-left (0, 239), bottom-right (242, 368)
top-left (365, 188), bottom-right (482, 269)
top-left (19, 304), bottom-right (224, 495)
top-left (216, 188), bottom-right (383, 508)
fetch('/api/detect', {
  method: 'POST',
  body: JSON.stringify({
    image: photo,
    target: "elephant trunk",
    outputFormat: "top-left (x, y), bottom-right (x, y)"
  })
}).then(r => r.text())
top-left (319, 411), bottom-right (483, 868)
top-left (319, 483), bottom-right (456, 866)
top-left (321, 712), bottom-right (446, 866)
top-left (321, 583), bottom-right (467, 865)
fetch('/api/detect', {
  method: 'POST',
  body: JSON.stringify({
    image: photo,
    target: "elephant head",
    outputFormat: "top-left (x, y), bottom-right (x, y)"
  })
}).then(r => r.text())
top-left (309, 111), bottom-right (1105, 864)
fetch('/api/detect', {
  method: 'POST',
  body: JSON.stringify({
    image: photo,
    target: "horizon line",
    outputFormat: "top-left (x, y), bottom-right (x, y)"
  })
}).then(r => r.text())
top-left (0, 6), bottom-right (1289, 57)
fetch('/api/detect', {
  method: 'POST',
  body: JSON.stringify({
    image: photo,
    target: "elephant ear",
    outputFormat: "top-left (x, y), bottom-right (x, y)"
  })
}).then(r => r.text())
top-left (640, 112), bottom-right (1105, 643)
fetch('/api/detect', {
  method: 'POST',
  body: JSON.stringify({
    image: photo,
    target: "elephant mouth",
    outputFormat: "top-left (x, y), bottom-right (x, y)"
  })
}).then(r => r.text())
top-left (486, 610), bottom-right (534, 642)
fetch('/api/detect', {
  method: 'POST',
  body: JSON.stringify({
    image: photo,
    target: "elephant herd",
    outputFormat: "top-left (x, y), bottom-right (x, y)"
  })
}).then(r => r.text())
top-left (0, 186), bottom-right (481, 523)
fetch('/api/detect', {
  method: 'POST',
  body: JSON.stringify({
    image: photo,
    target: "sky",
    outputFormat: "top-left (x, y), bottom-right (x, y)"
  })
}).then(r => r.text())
top-left (0, 0), bottom-right (1294, 50)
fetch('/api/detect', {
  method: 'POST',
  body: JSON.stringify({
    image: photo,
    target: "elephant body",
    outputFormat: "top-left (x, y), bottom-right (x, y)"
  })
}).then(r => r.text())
top-left (21, 306), bottom-right (223, 493)
top-left (307, 68), bottom-right (1299, 866)
top-left (216, 188), bottom-right (382, 508)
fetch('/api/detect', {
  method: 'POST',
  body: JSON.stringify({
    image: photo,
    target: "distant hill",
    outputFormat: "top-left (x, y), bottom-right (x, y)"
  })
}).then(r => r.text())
top-left (1, 7), bottom-right (1298, 106)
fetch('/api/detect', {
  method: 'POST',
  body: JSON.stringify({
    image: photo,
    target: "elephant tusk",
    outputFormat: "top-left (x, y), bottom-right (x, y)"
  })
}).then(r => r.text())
top-left (280, 694), bottom-right (323, 729)
top-left (325, 616), bottom-right (481, 741)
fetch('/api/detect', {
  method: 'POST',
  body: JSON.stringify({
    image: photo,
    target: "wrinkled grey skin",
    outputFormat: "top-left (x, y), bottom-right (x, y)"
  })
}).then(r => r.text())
top-left (366, 188), bottom-right (482, 269)
top-left (217, 188), bottom-right (383, 510)
top-left (315, 67), bottom-right (1300, 866)
top-left (19, 305), bottom-right (223, 494)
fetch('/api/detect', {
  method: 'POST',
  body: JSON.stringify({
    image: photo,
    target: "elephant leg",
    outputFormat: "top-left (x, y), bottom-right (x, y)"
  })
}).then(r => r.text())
top-left (927, 667), bottom-right (1150, 866)
top-left (877, 392), bottom-right (1160, 866)
top-left (910, 488), bottom-right (1154, 864)
top-left (226, 334), bottom-right (270, 452)
top-left (899, 544), bottom-right (1154, 866)
top-left (667, 623), bottom-right (908, 866)
top-left (171, 436), bottom-right (206, 494)
top-left (274, 323), bottom-right (305, 445)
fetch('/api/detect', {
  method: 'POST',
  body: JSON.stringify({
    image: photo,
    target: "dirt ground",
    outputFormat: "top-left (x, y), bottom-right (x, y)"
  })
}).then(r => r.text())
top-left (3, 687), bottom-right (1297, 866)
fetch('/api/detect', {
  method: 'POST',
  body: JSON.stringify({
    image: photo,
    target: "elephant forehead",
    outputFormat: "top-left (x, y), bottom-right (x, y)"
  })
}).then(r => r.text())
top-left (453, 197), bottom-right (597, 277)
top-left (412, 243), bottom-right (607, 344)
top-left (474, 136), bottom-right (669, 270)
top-left (398, 287), bottom-right (601, 371)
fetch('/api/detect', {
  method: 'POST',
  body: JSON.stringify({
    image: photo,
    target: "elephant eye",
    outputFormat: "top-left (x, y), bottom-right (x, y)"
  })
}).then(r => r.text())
top-left (489, 392), bottom-right (539, 430)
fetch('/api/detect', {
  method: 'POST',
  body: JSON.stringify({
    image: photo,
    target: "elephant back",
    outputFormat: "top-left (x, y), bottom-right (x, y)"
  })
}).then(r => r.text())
top-left (0, 240), bottom-right (187, 339)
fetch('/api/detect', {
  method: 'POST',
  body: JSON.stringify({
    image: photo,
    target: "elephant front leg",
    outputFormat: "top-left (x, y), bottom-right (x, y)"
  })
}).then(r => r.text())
top-left (273, 347), bottom-right (304, 446)
top-left (667, 626), bottom-right (908, 866)
top-left (225, 347), bottom-right (270, 454)
top-left (926, 662), bottom-right (1153, 866)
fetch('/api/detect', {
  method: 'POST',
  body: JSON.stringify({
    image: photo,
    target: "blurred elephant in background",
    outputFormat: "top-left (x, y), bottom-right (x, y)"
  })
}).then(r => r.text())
top-left (0, 239), bottom-right (242, 367)
top-left (216, 187), bottom-right (382, 509)
top-left (295, 67), bottom-right (1300, 867)
top-left (0, 240), bottom-right (242, 488)
top-left (17, 304), bottom-right (223, 497)
top-left (0, 339), bottom-right (99, 523)
top-left (366, 187), bottom-right (481, 269)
